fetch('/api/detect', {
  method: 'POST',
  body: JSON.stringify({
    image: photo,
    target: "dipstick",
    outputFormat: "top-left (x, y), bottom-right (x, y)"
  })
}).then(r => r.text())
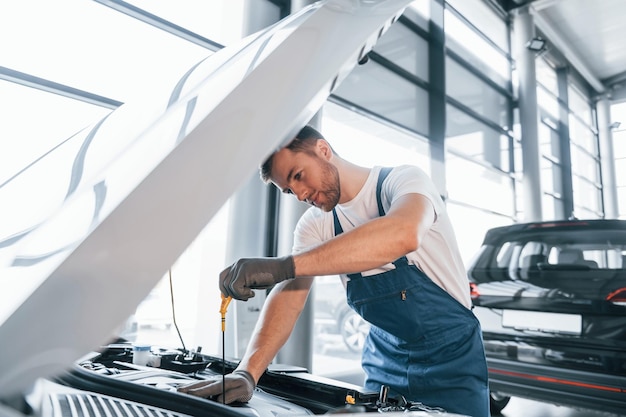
top-left (219, 294), bottom-right (232, 404)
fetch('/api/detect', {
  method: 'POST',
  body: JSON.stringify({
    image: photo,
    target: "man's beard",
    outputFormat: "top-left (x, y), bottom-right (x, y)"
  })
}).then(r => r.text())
top-left (318, 159), bottom-right (340, 212)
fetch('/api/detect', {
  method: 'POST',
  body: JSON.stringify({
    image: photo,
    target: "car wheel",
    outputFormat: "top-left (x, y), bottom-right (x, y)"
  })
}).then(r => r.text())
top-left (489, 391), bottom-right (511, 415)
top-left (339, 311), bottom-right (369, 353)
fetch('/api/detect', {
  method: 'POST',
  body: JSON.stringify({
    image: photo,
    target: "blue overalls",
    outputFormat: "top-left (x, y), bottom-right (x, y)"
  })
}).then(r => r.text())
top-left (332, 168), bottom-right (490, 417)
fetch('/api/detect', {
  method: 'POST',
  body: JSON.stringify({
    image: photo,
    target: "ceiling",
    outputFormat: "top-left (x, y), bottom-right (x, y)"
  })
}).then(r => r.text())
top-left (495, 0), bottom-right (626, 100)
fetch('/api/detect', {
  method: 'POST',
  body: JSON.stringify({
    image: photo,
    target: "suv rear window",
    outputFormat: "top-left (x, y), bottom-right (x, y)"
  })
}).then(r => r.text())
top-left (499, 240), bottom-right (626, 273)
top-left (470, 225), bottom-right (626, 303)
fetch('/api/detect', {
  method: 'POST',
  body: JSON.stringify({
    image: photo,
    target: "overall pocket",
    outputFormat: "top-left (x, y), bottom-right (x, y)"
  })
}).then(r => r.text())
top-left (347, 267), bottom-right (426, 344)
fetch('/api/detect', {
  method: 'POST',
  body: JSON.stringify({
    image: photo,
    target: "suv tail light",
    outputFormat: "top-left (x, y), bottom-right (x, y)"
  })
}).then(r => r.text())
top-left (606, 288), bottom-right (626, 305)
top-left (469, 282), bottom-right (480, 299)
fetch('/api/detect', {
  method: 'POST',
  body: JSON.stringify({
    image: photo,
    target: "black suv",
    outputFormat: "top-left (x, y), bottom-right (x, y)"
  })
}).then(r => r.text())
top-left (467, 219), bottom-right (626, 415)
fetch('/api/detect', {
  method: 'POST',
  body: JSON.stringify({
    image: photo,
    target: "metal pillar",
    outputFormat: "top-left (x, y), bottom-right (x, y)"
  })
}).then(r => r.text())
top-left (513, 7), bottom-right (543, 221)
top-left (556, 67), bottom-right (574, 219)
top-left (273, 3), bottom-right (320, 369)
top-left (274, 191), bottom-right (315, 370)
top-left (428, 0), bottom-right (447, 198)
top-left (597, 97), bottom-right (619, 218)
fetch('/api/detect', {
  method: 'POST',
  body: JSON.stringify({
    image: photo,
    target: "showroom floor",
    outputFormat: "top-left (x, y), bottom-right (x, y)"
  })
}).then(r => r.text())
top-left (498, 396), bottom-right (624, 417)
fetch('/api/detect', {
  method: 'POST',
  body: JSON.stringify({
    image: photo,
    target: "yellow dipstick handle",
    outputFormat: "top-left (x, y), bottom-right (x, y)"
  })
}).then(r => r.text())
top-left (220, 294), bottom-right (233, 404)
top-left (220, 294), bottom-right (233, 331)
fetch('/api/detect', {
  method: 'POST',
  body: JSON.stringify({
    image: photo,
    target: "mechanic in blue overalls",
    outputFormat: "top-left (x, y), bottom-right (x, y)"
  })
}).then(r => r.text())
top-left (178, 125), bottom-right (490, 417)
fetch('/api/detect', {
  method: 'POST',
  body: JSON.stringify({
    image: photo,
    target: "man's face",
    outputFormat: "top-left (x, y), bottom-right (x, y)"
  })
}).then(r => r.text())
top-left (270, 144), bottom-right (340, 212)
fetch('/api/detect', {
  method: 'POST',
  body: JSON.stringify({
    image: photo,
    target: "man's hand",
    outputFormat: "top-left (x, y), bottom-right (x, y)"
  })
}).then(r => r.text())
top-left (177, 370), bottom-right (255, 404)
top-left (220, 256), bottom-right (295, 300)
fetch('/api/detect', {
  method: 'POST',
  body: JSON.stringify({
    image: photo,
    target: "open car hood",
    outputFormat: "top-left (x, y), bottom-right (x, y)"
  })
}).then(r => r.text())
top-left (0, 0), bottom-right (412, 402)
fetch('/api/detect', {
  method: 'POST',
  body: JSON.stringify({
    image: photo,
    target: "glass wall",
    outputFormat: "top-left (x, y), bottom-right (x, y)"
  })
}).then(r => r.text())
top-left (0, 1), bottom-right (214, 104)
top-left (333, 62), bottom-right (430, 136)
top-left (332, 11), bottom-right (430, 138)
top-left (534, 57), bottom-right (565, 220)
top-left (568, 85), bottom-right (602, 218)
top-left (533, 50), bottom-right (602, 221)
top-left (444, 0), bottom-right (515, 265)
top-left (537, 121), bottom-right (566, 220)
top-left (0, 81), bottom-right (111, 187)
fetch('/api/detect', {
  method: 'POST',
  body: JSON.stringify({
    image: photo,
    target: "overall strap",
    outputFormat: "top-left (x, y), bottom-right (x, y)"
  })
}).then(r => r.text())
top-left (376, 167), bottom-right (409, 268)
top-left (333, 167), bottom-right (392, 235)
top-left (332, 167), bottom-right (397, 279)
top-left (376, 167), bottom-right (392, 216)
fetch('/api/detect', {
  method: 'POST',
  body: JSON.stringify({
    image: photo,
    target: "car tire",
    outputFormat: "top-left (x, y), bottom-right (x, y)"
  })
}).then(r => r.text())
top-left (489, 391), bottom-right (511, 415)
top-left (339, 311), bottom-right (369, 353)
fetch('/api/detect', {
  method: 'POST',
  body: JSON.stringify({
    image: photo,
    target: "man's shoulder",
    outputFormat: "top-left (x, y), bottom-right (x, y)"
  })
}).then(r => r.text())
top-left (388, 164), bottom-right (428, 177)
top-left (297, 206), bottom-right (332, 228)
top-left (293, 207), bottom-right (334, 251)
top-left (382, 165), bottom-right (432, 190)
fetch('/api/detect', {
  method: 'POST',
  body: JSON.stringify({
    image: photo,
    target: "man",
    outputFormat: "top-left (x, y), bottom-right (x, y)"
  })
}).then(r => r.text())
top-left (179, 126), bottom-right (490, 417)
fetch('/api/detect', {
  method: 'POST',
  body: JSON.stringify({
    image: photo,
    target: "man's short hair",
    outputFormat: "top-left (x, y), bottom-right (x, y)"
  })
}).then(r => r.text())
top-left (260, 125), bottom-right (325, 183)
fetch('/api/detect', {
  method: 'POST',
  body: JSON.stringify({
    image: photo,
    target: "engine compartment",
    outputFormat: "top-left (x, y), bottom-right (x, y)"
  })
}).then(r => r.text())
top-left (46, 341), bottom-right (460, 417)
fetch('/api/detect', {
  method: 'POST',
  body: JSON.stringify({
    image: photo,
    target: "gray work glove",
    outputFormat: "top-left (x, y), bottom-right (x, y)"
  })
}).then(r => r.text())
top-left (177, 370), bottom-right (255, 404)
top-left (219, 256), bottom-right (296, 301)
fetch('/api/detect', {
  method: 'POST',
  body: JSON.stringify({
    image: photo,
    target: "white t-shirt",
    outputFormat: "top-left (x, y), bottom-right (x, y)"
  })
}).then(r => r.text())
top-left (292, 165), bottom-right (471, 309)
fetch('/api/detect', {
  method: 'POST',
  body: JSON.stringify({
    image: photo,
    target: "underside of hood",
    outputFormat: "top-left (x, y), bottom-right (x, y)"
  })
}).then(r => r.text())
top-left (0, 0), bottom-right (413, 402)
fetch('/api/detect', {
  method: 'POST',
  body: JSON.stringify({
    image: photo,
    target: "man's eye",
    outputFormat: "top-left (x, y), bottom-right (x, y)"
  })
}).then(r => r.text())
top-left (294, 172), bottom-right (302, 180)
top-left (284, 189), bottom-right (293, 195)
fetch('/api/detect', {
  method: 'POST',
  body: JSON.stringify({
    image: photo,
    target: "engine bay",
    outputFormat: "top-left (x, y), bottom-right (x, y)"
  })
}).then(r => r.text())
top-left (45, 341), bottom-right (459, 416)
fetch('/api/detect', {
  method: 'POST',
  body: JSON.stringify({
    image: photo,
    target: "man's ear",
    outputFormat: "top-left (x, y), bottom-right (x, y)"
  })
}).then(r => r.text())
top-left (316, 139), bottom-right (332, 160)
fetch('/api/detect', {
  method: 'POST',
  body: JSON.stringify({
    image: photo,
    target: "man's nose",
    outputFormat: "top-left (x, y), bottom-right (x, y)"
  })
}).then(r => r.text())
top-left (292, 186), bottom-right (308, 202)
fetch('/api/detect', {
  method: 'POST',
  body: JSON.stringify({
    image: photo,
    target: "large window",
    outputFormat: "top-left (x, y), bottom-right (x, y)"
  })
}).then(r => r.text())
top-left (530, 47), bottom-right (601, 220)
top-left (569, 86), bottom-right (601, 218)
top-left (124, 0), bottom-right (280, 45)
top-left (445, 1), bottom-right (510, 89)
top-left (446, 57), bottom-right (509, 127)
top-left (536, 57), bottom-right (558, 96)
top-left (534, 58), bottom-right (570, 220)
top-left (373, 22), bottom-right (429, 82)
top-left (333, 62), bottom-right (430, 137)
top-left (538, 121), bottom-right (565, 220)
top-left (332, 15), bottom-right (431, 138)
top-left (0, 1), bottom-right (213, 104)
top-left (444, 0), bottom-right (515, 265)
top-left (0, 81), bottom-right (111, 186)
top-left (446, 105), bottom-right (510, 171)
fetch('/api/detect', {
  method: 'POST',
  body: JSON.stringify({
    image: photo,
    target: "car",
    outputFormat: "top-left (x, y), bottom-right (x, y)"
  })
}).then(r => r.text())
top-left (467, 219), bottom-right (626, 415)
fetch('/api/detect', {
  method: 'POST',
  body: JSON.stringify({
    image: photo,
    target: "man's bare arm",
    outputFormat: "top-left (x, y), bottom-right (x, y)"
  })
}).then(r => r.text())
top-left (235, 276), bottom-right (314, 382)
top-left (293, 193), bottom-right (435, 277)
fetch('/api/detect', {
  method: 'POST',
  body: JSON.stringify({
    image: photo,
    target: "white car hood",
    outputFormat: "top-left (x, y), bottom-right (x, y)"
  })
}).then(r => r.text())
top-left (0, 0), bottom-right (411, 401)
